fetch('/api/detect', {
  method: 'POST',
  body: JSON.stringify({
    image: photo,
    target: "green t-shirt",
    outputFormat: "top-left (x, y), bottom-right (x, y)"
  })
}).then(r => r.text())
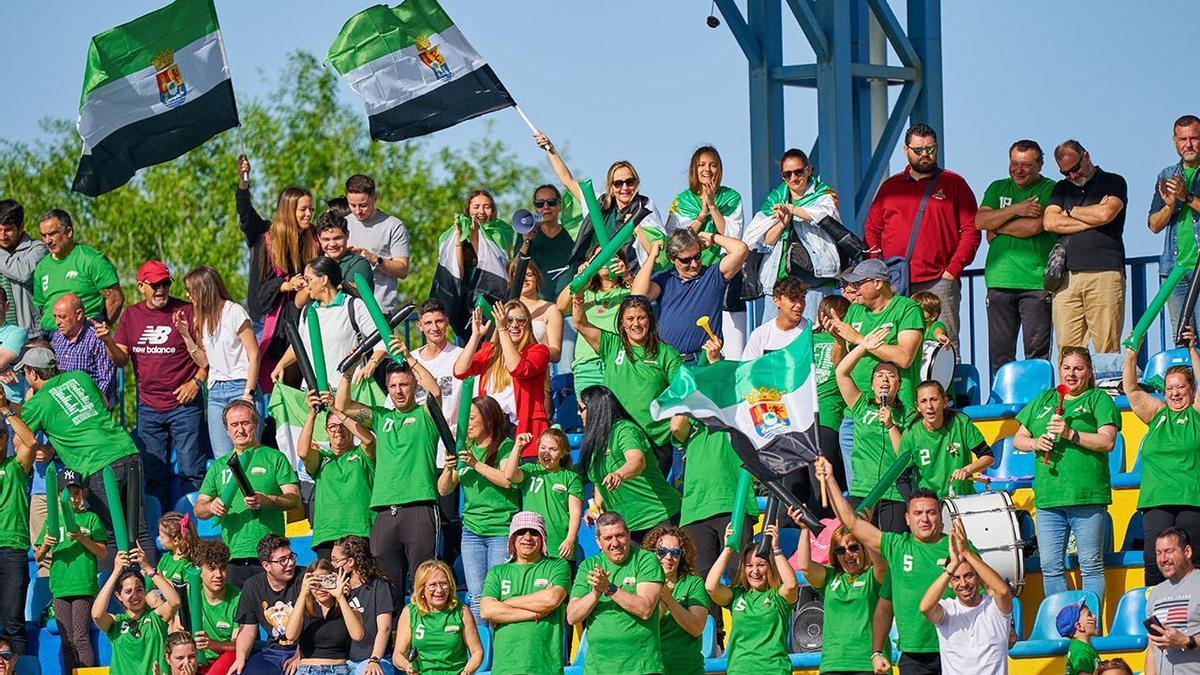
top-left (572, 289), bottom-right (630, 370)
top-left (311, 446), bottom-right (376, 545)
top-left (515, 463), bottom-right (583, 560)
top-left (157, 553), bottom-right (194, 587)
top-left (408, 603), bottom-right (469, 675)
top-left (198, 446), bottom-right (298, 559)
top-left (598, 330), bottom-right (682, 448)
top-left (21, 370), bottom-right (138, 476)
top-left (338, 253), bottom-right (375, 299)
top-left (848, 393), bottom-right (915, 501)
top-left (34, 243), bottom-right (121, 332)
top-left (197, 586), bottom-right (240, 665)
top-left (1176, 165), bottom-right (1199, 269)
top-left (812, 330), bottom-right (846, 429)
top-left (659, 574), bottom-right (709, 675)
top-left (813, 567), bottom-right (883, 673)
top-left (880, 531), bottom-right (952, 653)
top-left (924, 320), bottom-right (947, 342)
top-left (725, 586), bottom-right (794, 674)
top-left (106, 610), bottom-right (170, 675)
top-left (0, 454), bottom-right (30, 550)
top-left (36, 510), bottom-right (106, 598)
top-left (589, 419), bottom-right (681, 531)
top-left (679, 423), bottom-right (758, 526)
top-left (1065, 637), bottom-right (1100, 675)
top-left (1138, 405), bottom-right (1200, 508)
top-left (458, 439), bottom-right (521, 537)
top-left (369, 405), bottom-right (439, 508)
top-left (481, 556), bottom-right (571, 674)
top-left (902, 411), bottom-right (988, 499)
top-left (570, 547), bottom-right (665, 675)
top-left (842, 295), bottom-right (925, 405)
top-left (1015, 387), bottom-right (1120, 509)
top-left (980, 176), bottom-right (1058, 290)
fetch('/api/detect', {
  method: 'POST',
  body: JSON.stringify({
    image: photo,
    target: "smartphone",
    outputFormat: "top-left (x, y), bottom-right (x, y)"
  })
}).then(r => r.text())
top-left (318, 574), bottom-right (338, 590)
top-left (1144, 615), bottom-right (1164, 634)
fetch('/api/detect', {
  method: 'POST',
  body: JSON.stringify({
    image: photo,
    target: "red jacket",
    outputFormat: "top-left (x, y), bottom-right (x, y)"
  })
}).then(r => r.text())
top-left (864, 167), bottom-right (980, 282)
top-left (461, 341), bottom-right (550, 455)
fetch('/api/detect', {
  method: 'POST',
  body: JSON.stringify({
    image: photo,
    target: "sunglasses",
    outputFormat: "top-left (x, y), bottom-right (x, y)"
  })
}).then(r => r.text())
top-left (143, 280), bottom-right (171, 289)
top-left (612, 178), bottom-right (638, 189)
top-left (673, 252), bottom-right (701, 265)
top-left (781, 168), bottom-right (808, 180)
top-left (1060, 156), bottom-right (1084, 176)
top-left (505, 315), bottom-right (529, 325)
top-left (655, 546), bottom-right (683, 559)
top-left (515, 528), bottom-right (542, 538)
top-left (907, 144), bottom-right (938, 156)
top-left (533, 198), bottom-right (560, 208)
top-left (0, 650), bottom-right (11, 660)
top-left (834, 544), bottom-right (862, 556)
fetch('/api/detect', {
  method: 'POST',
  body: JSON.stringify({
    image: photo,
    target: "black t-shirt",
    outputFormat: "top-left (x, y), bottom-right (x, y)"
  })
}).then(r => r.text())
top-left (299, 604), bottom-right (353, 660)
top-left (526, 228), bottom-right (575, 301)
top-left (234, 568), bottom-right (306, 649)
top-left (1049, 167), bottom-right (1128, 272)
top-left (347, 577), bottom-right (396, 661)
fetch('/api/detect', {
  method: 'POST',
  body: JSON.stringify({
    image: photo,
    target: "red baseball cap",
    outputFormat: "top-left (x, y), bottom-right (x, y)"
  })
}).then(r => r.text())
top-left (137, 260), bottom-right (171, 284)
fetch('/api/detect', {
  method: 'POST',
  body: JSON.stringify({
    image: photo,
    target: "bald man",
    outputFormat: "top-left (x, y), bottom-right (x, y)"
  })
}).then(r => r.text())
top-left (49, 292), bottom-right (116, 406)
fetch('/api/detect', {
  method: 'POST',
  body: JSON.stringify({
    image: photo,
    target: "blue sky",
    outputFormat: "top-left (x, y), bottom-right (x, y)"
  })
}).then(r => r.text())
top-left (1, 0), bottom-right (1195, 265)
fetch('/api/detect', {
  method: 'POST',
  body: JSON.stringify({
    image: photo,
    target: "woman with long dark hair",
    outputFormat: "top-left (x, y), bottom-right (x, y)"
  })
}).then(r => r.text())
top-left (643, 525), bottom-right (709, 675)
top-left (284, 559), bottom-right (365, 674)
top-left (331, 535), bottom-right (395, 674)
top-left (438, 395), bottom-right (520, 623)
top-left (430, 189), bottom-right (515, 337)
top-left (236, 155), bottom-right (316, 393)
top-left (578, 385), bottom-right (680, 543)
top-left (91, 548), bottom-right (181, 675)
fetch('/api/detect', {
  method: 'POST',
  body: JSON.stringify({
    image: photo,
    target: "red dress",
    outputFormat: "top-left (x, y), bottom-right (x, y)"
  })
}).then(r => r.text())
top-left (459, 341), bottom-right (550, 456)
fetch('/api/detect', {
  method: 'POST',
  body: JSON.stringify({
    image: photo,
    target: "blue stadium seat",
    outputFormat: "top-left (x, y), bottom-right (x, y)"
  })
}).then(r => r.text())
top-left (985, 437), bottom-right (1034, 491)
top-left (1143, 348), bottom-right (1191, 387)
top-left (1108, 434), bottom-right (1126, 478)
top-left (291, 535), bottom-right (315, 567)
top-left (1121, 511), bottom-right (1144, 553)
top-left (35, 627), bottom-right (60, 675)
top-left (145, 495), bottom-right (163, 545)
top-left (564, 629), bottom-right (588, 675)
top-left (789, 652), bottom-right (821, 668)
top-left (700, 615), bottom-right (716, 657)
top-left (1094, 587), bottom-right (1148, 652)
top-left (951, 363), bottom-right (981, 407)
top-left (1113, 439), bottom-right (1144, 488)
top-left (175, 492), bottom-right (222, 539)
top-left (577, 519), bottom-right (599, 559)
top-left (1011, 596), bottom-right (1023, 641)
top-left (14, 655), bottom-right (40, 675)
top-left (988, 359), bottom-right (1052, 406)
top-left (1008, 590), bottom-right (1100, 658)
top-left (478, 622), bottom-right (493, 672)
top-left (554, 394), bottom-right (583, 433)
top-left (24, 572), bottom-right (49, 623)
top-left (776, 527), bottom-right (800, 559)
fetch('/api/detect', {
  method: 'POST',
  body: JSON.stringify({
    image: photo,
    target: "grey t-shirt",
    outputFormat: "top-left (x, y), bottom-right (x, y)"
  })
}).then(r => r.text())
top-left (1148, 569), bottom-right (1200, 673)
top-left (347, 209), bottom-right (410, 312)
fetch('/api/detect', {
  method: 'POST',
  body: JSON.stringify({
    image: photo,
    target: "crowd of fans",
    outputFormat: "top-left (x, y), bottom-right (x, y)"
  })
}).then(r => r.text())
top-left (0, 115), bottom-right (1198, 675)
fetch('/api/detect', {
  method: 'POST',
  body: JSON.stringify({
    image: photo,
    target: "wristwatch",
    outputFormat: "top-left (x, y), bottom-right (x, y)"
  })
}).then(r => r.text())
top-left (368, 656), bottom-right (382, 664)
top-left (604, 583), bottom-right (618, 597)
top-left (1186, 192), bottom-right (1197, 206)
top-left (1188, 635), bottom-right (1197, 651)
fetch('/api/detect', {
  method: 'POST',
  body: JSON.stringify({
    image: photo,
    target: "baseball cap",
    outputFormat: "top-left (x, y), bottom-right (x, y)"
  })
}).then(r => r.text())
top-left (507, 511), bottom-right (548, 558)
top-left (839, 258), bottom-right (890, 284)
top-left (137, 260), bottom-right (172, 284)
top-left (14, 346), bottom-right (56, 370)
top-left (1056, 602), bottom-right (1084, 638)
top-left (58, 468), bottom-right (85, 489)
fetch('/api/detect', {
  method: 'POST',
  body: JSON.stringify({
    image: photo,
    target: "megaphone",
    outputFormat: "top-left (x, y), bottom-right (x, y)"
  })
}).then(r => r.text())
top-left (512, 208), bottom-right (540, 235)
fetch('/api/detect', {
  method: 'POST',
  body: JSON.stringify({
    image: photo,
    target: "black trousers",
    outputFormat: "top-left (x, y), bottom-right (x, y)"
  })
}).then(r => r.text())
top-left (85, 453), bottom-right (157, 570)
top-left (986, 288), bottom-right (1052, 378)
top-left (54, 596), bottom-right (95, 670)
top-left (227, 558), bottom-right (262, 590)
top-left (898, 650), bottom-right (942, 675)
top-left (0, 547), bottom-right (27, 656)
top-left (847, 497), bottom-right (908, 534)
top-left (685, 513), bottom-right (754, 635)
top-left (630, 513), bottom-right (679, 546)
top-left (371, 503), bottom-right (438, 606)
top-left (1142, 506), bottom-right (1200, 586)
top-left (437, 486), bottom-right (462, 568)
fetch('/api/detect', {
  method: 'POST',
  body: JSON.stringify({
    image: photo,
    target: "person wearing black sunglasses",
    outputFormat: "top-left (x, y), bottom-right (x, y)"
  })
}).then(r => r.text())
top-left (643, 525), bottom-right (709, 675)
top-left (0, 637), bottom-right (14, 674)
top-left (522, 184), bottom-right (576, 302)
top-left (1043, 139), bottom-right (1129, 354)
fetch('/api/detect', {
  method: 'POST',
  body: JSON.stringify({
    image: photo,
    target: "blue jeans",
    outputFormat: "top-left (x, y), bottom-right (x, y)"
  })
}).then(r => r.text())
top-left (242, 645), bottom-right (295, 675)
top-left (1035, 504), bottom-right (1106, 601)
top-left (297, 665), bottom-right (350, 675)
top-left (1165, 272), bottom-right (1200, 338)
top-left (349, 659), bottom-right (395, 674)
top-left (461, 527), bottom-right (510, 624)
top-left (839, 416), bottom-right (855, 488)
top-left (207, 379), bottom-right (248, 459)
top-left (138, 397), bottom-right (208, 508)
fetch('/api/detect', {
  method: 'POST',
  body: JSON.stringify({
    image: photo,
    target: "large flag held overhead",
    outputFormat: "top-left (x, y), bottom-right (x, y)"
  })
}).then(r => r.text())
top-left (327, 0), bottom-right (516, 142)
top-left (429, 215), bottom-right (513, 337)
top-left (72, 0), bottom-right (239, 196)
top-left (651, 325), bottom-right (821, 482)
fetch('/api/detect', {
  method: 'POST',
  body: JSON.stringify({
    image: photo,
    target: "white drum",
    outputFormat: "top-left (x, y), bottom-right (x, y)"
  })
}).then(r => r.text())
top-left (920, 340), bottom-right (955, 389)
top-left (942, 490), bottom-right (1025, 592)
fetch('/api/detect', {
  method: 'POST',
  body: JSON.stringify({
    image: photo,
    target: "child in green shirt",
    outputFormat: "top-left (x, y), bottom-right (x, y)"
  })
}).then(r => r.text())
top-left (155, 511), bottom-right (199, 587)
top-left (1057, 602), bottom-right (1101, 675)
top-left (912, 291), bottom-right (951, 347)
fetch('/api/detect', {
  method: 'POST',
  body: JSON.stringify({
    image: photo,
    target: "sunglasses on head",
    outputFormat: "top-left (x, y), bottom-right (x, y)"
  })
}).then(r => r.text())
top-left (655, 546), bottom-right (683, 559)
top-left (612, 178), bottom-right (638, 189)
top-left (781, 168), bottom-right (808, 180)
top-left (533, 198), bottom-right (560, 208)
top-left (834, 543), bottom-right (862, 556)
top-left (907, 144), bottom-right (938, 156)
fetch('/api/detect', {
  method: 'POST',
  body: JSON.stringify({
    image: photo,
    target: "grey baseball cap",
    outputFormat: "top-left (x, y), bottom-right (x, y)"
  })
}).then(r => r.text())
top-left (14, 346), bottom-right (56, 370)
top-left (839, 258), bottom-right (891, 284)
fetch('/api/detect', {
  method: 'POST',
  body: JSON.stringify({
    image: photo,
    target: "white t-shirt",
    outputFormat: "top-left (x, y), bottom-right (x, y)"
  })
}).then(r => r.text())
top-left (935, 594), bottom-right (1011, 675)
top-left (742, 318), bottom-right (808, 360)
top-left (346, 209), bottom-right (409, 312)
top-left (202, 300), bottom-right (252, 384)
top-left (414, 342), bottom-right (463, 468)
top-left (298, 294), bottom-right (367, 387)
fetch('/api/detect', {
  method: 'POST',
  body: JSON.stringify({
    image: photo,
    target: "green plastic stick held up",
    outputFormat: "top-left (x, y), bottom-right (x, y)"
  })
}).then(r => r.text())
top-left (568, 218), bottom-right (638, 294)
top-left (455, 376), bottom-right (476, 454)
top-left (354, 273), bottom-right (401, 362)
top-left (473, 296), bottom-right (495, 323)
top-left (218, 460), bottom-right (240, 508)
top-left (1125, 264), bottom-right (1189, 350)
top-left (855, 450), bottom-right (914, 516)
top-left (306, 305), bottom-right (329, 393)
top-left (187, 568), bottom-right (205, 633)
top-left (101, 466), bottom-right (129, 552)
top-left (45, 467), bottom-right (59, 538)
top-left (725, 470), bottom-right (754, 551)
top-left (578, 179), bottom-right (610, 246)
top-left (59, 488), bottom-right (78, 534)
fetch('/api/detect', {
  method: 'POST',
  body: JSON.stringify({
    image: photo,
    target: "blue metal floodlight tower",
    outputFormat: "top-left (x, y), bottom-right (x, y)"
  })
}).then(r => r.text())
top-left (715, 0), bottom-right (943, 233)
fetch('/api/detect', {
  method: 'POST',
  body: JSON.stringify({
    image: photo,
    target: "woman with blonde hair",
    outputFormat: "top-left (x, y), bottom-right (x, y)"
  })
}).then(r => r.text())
top-left (235, 155), bottom-right (316, 393)
top-left (454, 301), bottom-right (550, 446)
top-left (177, 265), bottom-right (259, 458)
top-left (284, 559), bottom-right (365, 674)
top-left (392, 560), bottom-right (484, 675)
top-left (510, 257), bottom-right (563, 363)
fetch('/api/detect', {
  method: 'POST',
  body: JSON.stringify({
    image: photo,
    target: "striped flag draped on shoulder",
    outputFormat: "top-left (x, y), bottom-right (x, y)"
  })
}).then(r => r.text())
top-left (326, 0), bottom-right (515, 142)
top-left (72, 0), bottom-right (239, 196)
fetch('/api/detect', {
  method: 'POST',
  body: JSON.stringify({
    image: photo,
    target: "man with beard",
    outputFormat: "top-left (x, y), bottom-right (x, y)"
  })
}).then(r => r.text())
top-left (864, 124), bottom-right (979, 350)
top-left (1148, 115), bottom-right (1200, 335)
top-left (0, 200), bottom-right (47, 333)
top-left (1044, 140), bottom-right (1128, 352)
top-left (1145, 527), bottom-right (1200, 674)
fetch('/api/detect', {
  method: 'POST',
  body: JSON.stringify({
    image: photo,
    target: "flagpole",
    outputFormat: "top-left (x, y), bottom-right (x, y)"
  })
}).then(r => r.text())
top-left (514, 105), bottom-right (538, 134)
top-left (237, 125), bottom-right (249, 183)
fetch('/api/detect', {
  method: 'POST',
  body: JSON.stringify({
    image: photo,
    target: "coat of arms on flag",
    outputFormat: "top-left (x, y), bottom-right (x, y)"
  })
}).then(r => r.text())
top-left (748, 387), bottom-right (791, 439)
top-left (152, 49), bottom-right (188, 108)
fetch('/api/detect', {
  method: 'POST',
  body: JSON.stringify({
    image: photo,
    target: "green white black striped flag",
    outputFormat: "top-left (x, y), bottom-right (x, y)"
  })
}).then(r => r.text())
top-left (72, 0), bottom-right (239, 197)
top-left (326, 0), bottom-right (516, 142)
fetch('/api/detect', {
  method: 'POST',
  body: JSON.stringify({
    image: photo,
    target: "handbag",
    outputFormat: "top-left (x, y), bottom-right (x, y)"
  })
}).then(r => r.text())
top-left (814, 215), bottom-right (868, 271)
top-left (883, 169), bottom-right (941, 295)
top-left (1043, 239), bottom-right (1068, 292)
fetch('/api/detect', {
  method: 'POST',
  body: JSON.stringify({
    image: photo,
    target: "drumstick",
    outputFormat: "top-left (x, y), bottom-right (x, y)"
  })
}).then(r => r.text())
top-left (820, 475), bottom-right (828, 508)
top-left (696, 316), bottom-right (718, 343)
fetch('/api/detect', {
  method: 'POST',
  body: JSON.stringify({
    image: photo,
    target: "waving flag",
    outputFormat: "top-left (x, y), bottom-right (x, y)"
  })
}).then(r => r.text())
top-left (72, 0), bottom-right (239, 196)
top-left (327, 0), bottom-right (515, 142)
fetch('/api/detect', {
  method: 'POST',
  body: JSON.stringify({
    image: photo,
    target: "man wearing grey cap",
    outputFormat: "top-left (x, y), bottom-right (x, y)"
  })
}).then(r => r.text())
top-left (1, 346), bottom-right (156, 563)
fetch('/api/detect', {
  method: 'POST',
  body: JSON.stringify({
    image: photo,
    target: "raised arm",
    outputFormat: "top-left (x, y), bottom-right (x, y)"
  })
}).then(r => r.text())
top-left (459, 444), bottom-right (513, 489)
top-left (789, 514), bottom-right (826, 588)
top-left (814, 455), bottom-right (882, 552)
top-left (766, 523), bottom-right (800, 604)
top-left (630, 240), bottom-right (662, 299)
top-left (501, 433), bottom-right (530, 483)
top-left (284, 572), bottom-right (315, 643)
top-left (92, 551), bottom-right (129, 632)
top-left (835, 328), bottom-right (887, 407)
top-left (296, 392), bottom-right (322, 477)
top-left (956, 520), bottom-right (1012, 614)
top-left (534, 132), bottom-right (581, 202)
top-left (388, 336), bottom-right (440, 404)
top-left (704, 533), bottom-right (736, 607)
top-left (1123, 344), bottom-right (1163, 422)
top-left (571, 293), bottom-right (602, 350)
top-left (453, 309), bottom-right (489, 379)
top-left (710, 231), bottom-right (749, 281)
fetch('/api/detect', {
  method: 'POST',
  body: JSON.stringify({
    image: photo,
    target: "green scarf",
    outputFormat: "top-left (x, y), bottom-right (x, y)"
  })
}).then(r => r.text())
top-left (757, 178), bottom-right (834, 279)
top-left (669, 186), bottom-right (742, 267)
top-left (440, 214), bottom-right (515, 253)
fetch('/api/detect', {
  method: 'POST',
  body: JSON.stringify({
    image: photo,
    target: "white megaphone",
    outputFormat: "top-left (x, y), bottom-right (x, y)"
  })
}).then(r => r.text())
top-left (512, 208), bottom-right (541, 235)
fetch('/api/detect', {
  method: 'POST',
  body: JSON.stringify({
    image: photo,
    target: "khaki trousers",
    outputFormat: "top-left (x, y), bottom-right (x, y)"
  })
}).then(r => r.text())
top-left (1052, 270), bottom-right (1125, 352)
